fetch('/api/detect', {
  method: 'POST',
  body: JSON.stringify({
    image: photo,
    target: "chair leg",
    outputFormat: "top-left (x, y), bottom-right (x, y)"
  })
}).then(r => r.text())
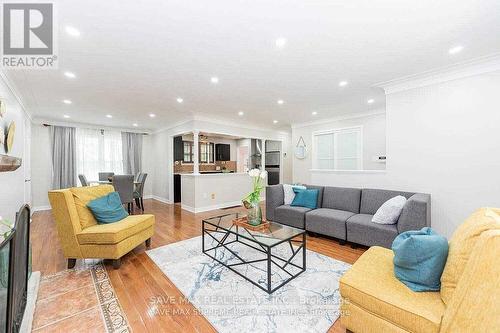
top-left (141, 198), bottom-right (144, 212)
top-left (339, 239), bottom-right (346, 246)
top-left (112, 258), bottom-right (121, 269)
top-left (145, 237), bottom-right (151, 247)
top-left (135, 198), bottom-right (141, 208)
top-left (127, 203), bottom-right (131, 214)
top-left (351, 243), bottom-right (358, 249)
top-left (67, 258), bottom-right (76, 269)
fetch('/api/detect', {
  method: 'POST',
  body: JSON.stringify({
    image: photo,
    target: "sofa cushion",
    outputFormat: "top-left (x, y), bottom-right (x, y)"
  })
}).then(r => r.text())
top-left (440, 207), bottom-right (500, 305)
top-left (70, 185), bottom-right (115, 229)
top-left (360, 188), bottom-right (414, 215)
top-left (322, 187), bottom-right (361, 213)
top-left (346, 214), bottom-right (399, 248)
top-left (291, 188), bottom-right (319, 209)
top-left (304, 185), bottom-right (324, 208)
top-left (87, 192), bottom-right (128, 224)
top-left (274, 205), bottom-right (311, 229)
top-left (340, 246), bottom-right (445, 333)
top-left (305, 208), bottom-right (355, 240)
top-left (77, 214), bottom-right (155, 245)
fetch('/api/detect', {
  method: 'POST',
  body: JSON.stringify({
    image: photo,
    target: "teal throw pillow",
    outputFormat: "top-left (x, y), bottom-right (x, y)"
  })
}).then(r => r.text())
top-left (291, 188), bottom-right (319, 209)
top-left (392, 227), bottom-right (449, 292)
top-left (87, 192), bottom-right (128, 224)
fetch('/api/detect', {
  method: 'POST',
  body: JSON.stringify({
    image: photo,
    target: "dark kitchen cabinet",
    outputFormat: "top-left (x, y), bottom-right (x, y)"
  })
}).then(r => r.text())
top-left (174, 174), bottom-right (181, 203)
top-left (174, 136), bottom-right (184, 161)
top-left (215, 144), bottom-right (230, 161)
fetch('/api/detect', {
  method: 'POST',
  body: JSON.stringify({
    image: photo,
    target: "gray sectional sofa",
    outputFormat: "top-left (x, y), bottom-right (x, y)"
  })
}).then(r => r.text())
top-left (265, 185), bottom-right (430, 248)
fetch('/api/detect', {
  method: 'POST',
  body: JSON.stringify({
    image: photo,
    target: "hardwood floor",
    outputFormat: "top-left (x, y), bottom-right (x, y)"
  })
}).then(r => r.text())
top-left (31, 200), bottom-right (366, 333)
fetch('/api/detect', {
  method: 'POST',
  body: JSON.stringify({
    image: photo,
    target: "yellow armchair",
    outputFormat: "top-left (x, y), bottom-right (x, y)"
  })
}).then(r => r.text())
top-left (48, 185), bottom-right (155, 269)
top-left (339, 207), bottom-right (500, 333)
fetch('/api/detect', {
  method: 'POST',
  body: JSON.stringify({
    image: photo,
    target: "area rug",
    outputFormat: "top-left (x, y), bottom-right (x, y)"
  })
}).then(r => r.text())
top-left (32, 263), bottom-right (129, 332)
top-left (146, 235), bottom-right (351, 333)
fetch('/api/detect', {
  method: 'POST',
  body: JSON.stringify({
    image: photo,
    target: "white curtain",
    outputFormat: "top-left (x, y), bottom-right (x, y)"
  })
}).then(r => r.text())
top-left (76, 128), bottom-right (123, 181)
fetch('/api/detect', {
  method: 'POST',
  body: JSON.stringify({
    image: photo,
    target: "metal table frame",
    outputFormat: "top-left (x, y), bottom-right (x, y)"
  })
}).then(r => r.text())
top-left (202, 214), bottom-right (306, 294)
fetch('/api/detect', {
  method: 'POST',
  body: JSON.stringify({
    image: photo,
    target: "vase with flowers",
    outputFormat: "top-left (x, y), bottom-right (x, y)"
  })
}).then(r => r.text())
top-left (242, 168), bottom-right (268, 226)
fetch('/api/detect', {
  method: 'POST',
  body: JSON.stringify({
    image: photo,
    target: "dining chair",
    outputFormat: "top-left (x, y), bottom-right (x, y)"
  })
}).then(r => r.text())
top-left (112, 175), bottom-right (135, 213)
top-left (134, 173), bottom-right (148, 212)
top-left (78, 174), bottom-right (89, 186)
top-left (98, 172), bottom-right (115, 181)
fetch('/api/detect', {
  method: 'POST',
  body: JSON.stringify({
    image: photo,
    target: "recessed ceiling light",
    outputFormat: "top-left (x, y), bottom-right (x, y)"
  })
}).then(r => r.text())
top-left (273, 120), bottom-right (278, 124)
top-left (210, 77), bottom-right (219, 84)
top-left (448, 45), bottom-right (464, 55)
top-left (149, 113), bottom-right (156, 118)
top-left (106, 114), bottom-right (112, 118)
top-left (63, 114), bottom-right (70, 119)
top-left (275, 37), bottom-right (287, 48)
top-left (133, 123), bottom-right (138, 127)
top-left (176, 97), bottom-right (183, 103)
top-left (367, 99), bottom-right (375, 104)
top-left (312, 111), bottom-right (318, 115)
top-left (238, 111), bottom-right (244, 116)
top-left (64, 71), bottom-right (76, 78)
top-left (65, 26), bottom-right (81, 37)
top-left (277, 99), bottom-right (284, 105)
top-left (339, 81), bottom-right (348, 87)
top-left (62, 99), bottom-right (72, 104)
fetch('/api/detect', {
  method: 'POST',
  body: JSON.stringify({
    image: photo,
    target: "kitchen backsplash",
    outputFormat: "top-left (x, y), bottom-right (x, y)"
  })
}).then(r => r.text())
top-left (174, 161), bottom-right (237, 173)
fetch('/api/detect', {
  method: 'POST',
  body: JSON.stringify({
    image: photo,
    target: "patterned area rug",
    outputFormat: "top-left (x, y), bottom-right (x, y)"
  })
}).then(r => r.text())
top-left (32, 263), bottom-right (129, 332)
top-left (147, 236), bottom-right (351, 333)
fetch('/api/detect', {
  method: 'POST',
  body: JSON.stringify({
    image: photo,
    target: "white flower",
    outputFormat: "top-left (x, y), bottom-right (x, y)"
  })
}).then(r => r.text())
top-left (248, 168), bottom-right (260, 177)
top-left (260, 170), bottom-right (268, 179)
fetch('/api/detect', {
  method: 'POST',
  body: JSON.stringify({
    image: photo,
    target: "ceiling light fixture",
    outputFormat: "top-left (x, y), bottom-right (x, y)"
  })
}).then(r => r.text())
top-left (65, 26), bottom-right (81, 37)
top-left (238, 111), bottom-right (244, 116)
top-left (210, 77), bottom-right (219, 84)
top-left (176, 97), bottom-right (183, 103)
top-left (312, 111), bottom-right (317, 115)
top-left (63, 115), bottom-right (70, 119)
top-left (149, 113), bottom-right (156, 118)
top-left (448, 45), bottom-right (464, 55)
top-left (339, 81), bottom-right (348, 87)
top-left (273, 120), bottom-right (278, 124)
top-left (367, 99), bottom-right (375, 104)
top-left (106, 114), bottom-right (112, 118)
top-left (133, 123), bottom-right (138, 127)
top-left (277, 99), bottom-right (284, 105)
top-left (62, 99), bottom-right (72, 104)
top-left (275, 37), bottom-right (287, 48)
top-left (64, 71), bottom-right (76, 78)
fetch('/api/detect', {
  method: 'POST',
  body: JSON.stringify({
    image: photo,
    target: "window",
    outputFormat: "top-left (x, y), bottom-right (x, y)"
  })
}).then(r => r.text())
top-left (76, 128), bottom-right (123, 180)
top-left (183, 142), bottom-right (193, 163)
top-left (313, 126), bottom-right (362, 170)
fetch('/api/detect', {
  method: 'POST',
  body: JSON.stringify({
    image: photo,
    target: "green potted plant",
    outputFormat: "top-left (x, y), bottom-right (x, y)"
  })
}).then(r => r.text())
top-left (242, 168), bottom-right (268, 226)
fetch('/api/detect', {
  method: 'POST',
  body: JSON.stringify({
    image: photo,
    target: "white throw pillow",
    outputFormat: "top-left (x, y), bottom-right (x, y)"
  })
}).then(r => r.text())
top-left (283, 184), bottom-right (306, 205)
top-left (372, 195), bottom-right (407, 225)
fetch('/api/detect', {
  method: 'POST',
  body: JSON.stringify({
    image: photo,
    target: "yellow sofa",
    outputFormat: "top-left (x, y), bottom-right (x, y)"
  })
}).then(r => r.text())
top-left (48, 185), bottom-right (155, 269)
top-left (340, 207), bottom-right (500, 333)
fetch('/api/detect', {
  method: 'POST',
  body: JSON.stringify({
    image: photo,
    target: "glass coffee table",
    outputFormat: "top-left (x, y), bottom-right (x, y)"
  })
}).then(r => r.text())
top-left (202, 213), bottom-right (306, 294)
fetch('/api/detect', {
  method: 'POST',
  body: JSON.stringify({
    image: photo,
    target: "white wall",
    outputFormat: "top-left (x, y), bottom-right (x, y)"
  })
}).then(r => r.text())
top-left (0, 75), bottom-right (30, 221)
top-left (300, 60), bottom-right (500, 238)
top-left (292, 111), bottom-right (386, 184)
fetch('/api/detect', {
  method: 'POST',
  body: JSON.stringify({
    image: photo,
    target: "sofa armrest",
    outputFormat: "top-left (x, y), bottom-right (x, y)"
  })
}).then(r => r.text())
top-left (397, 193), bottom-right (431, 233)
top-left (266, 185), bottom-right (284, 221)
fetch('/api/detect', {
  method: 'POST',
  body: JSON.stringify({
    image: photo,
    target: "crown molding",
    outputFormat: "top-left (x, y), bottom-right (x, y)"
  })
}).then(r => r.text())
top-left (192, 114), bottom-right (291, 136)
top-left (375, 53), bottom-right (500, 94)
top-left (0, 70), bottom-right (32, 121)
top-left (291, 109), bottom-right (386, 129)
top-left (32, 117), bottom-right (152, 134)
top-left (153, 119), bottom-right (194, 134)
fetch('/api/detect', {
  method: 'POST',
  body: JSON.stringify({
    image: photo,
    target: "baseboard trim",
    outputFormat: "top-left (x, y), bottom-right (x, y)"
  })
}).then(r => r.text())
top-left (146, 195), bottom-right (172, 204)
top-left (32, 206), bottom-right (51, 213)
top-left (181, 200), bottom-right (243, 214)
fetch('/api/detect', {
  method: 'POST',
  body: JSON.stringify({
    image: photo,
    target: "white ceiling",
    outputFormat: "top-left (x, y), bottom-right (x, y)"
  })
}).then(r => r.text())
top-left (5, 0), bottom-right (500, 131)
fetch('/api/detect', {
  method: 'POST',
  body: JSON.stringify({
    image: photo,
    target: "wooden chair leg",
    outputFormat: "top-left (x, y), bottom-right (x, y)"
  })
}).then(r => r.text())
top-left (145, 237), bottom-right (151, 247)
top-left (141, 198), bottom-right (144, 212)
top-left (112, 258), bottom-right (121, 269)
top-left (67, 258), bottom-right (76, 269)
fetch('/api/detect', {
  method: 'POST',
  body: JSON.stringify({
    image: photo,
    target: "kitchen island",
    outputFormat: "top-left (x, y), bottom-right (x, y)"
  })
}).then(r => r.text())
top-left (180, 172), bottom-right (257, 213)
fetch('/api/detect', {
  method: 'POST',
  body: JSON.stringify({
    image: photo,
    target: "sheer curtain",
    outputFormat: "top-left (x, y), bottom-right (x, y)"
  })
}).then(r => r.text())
top-left (76, 128), bottom-right (123, 181)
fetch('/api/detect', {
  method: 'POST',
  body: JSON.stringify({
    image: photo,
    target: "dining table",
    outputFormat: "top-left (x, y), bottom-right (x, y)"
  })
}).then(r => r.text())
top-left (89, 180), bottom-right (142, 185)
